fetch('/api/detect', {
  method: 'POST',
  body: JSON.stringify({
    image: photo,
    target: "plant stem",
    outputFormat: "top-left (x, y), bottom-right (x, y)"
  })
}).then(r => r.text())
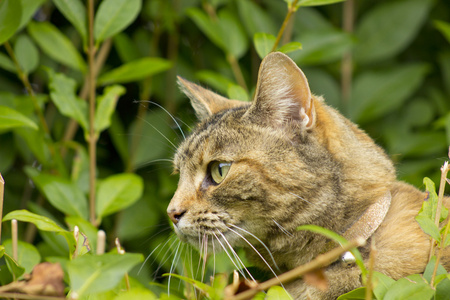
top-left (96, 230), bottom-right (106, 255)
top-left (61, 39), bottom-right (112, 158)
top-left (87, 0), bottom-right (98, 226)
top-left (365, 240), bottom-right (376, 300)
top-left (0, 174), bottom-right (4, 243)
top-left (227, 238), bottom-right (365, 300)
top-left (12, 219), bottom-right (18, 261)
top-left (341, 0), bottom-right (354, 104)
top-left (227, 54), bottom-right (248, 92)
top-left (271, 0), bottom-right (300, 52)
top-left (430, 157), bottom-right (450, 286)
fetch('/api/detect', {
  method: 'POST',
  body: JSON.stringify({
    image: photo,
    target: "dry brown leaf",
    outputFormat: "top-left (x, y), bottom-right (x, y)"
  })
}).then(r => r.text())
top-left (303, 269), bottom-right (328, 291)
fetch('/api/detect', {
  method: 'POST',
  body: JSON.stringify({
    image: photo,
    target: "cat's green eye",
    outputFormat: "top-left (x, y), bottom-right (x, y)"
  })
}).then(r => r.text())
top-left (209, 161), bottom-right (232, 184)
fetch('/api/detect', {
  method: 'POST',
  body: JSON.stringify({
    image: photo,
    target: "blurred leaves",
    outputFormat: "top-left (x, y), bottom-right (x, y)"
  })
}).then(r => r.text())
top-left (0, 0), bottom-right (21, 45)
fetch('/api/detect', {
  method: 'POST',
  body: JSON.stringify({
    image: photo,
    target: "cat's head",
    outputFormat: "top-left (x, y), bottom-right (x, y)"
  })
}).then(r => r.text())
top-left (167, 52), bottom-right (395, 255)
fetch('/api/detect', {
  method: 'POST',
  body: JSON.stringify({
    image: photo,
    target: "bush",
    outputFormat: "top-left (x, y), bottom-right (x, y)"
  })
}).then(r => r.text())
top-left (0, 0), bottom-right (449, 299)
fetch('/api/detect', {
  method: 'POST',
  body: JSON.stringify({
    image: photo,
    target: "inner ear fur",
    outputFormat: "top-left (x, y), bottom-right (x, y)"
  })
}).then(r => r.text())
top-left (177, 76), bottom-right (246, 121)
top-left (245, 52), bottom-right (315, 129)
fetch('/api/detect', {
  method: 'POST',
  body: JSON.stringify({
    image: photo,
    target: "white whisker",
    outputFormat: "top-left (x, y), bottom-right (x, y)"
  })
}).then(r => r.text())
top-left (168, 242), bottom-right (183, 295)
top-left (138, 100), bottom-right (187, 140)
top-left (273, 219), bottom-right (294, 237)
top-left (230, 224), bottom-right (280, 270)
top-left (138, 116), bottom-right (178, 150)
top-left (217, 230), bottom-right (256, 283)
top-left (289, 192), bottom-right (312, 204)
top-left (212, 232), bottom-right (249, 281)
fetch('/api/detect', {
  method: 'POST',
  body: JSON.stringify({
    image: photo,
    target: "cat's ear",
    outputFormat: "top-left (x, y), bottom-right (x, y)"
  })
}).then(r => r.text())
top-left (177, 76), bottom-right (246, 121)
top-left (245, 52), bottom-right (315, 129)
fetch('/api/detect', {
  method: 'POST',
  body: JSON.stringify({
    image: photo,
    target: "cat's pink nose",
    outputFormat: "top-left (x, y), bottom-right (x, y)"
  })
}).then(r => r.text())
top-left (168, 209), bottom-right (186, 225)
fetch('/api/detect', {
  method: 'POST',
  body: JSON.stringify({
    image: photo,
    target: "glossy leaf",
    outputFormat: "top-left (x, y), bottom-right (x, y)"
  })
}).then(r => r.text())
top-left (67, 253), bottom-right (143, 296)
top-left (96, 173), bottom-right (144, 218)
top-left (18, 0), bottom-right (46, 31)
top-left (218, 9), bottom-right (248, 58)
top-left (0, 52), bottom-right (15, 72)
top-left (14, 34), bottom-right (39, 74)
top-left (97, 57), bottom-right (172, 85)
top-left (349, 64), bottom-right (429, 123)
top-left (52, 0), bottom-right (87, 44)
top-left (383, 275), bottom-right (434, 300)
top-left (237, 0), bottom-right (277, 37)
top-left (227, 84), bottom-right (249, 102)
top-left (3, 209), bottom-right (67, 233)
top-left (254, 32), bottom-right (276, 59)
top-left (0, 0), bottom-right (21, 44)
top-left (297, 0), bottom-right (346, 6)
top-left (435, 20), bottom-right (450, 44)
top-left (0, 105), bottom-right (38, 131)
top-left (372, 271), bottom-right (395, 300)
top-left (290, 29), bottom-right (353, 65)
top-left (336, 287), bottom-right (366, 300)
top-left (354, 0), bottom-right (433, 64)
top-left (28, 21), bottom-right (86, 72)
top-left (415, 215), bottom-right (441, 242)
top-left (4, 253), bottom-right (25, 280)
top-left (26, 168), bottom-right (88, 219)
top-left (266, 286), bottom-right (293, 300)
top-left (94, 0), bottom-right (142, 43)
top-left (278, 41), bottom-right (303, 55)
top-left (95, 85), bottom-right (125, 134)
top-left (48, 72), bottom-right (89, 131)
top-left (4, 240), bottom-right (41, 275)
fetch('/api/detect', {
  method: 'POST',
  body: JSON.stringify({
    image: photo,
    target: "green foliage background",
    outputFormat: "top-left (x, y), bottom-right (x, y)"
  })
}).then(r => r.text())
top-left (0, 0), bottom-right (450, 298)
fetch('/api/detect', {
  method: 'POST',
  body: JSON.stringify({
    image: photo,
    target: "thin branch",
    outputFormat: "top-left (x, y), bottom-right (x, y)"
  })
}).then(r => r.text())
top-left (12, 219), bottom-right (18, 261)
top-left (227, 54), bottom-right (248, 92)
top-left (341, 0), bottom-right (354, 104)
top-left (227, 238), bottom-right (365, 300)
top-left (0, 174), bottom-right (4, 243)
top-left (271, 0), bottom-right (300, 52)
top-left (430, 152), bottom-right (450, 286)
top-left (365, 240), bottom-right (376, 300)
top-left (87, 0), bottom-right (97, 226)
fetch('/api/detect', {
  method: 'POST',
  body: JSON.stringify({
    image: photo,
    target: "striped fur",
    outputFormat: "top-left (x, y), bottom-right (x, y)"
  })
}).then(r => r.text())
top-left (167, 52), bottom-right (450, 299)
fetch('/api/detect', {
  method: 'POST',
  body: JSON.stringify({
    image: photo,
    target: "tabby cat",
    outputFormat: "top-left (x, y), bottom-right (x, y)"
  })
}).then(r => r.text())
top-left (167, 52), bottom-right (450, 299)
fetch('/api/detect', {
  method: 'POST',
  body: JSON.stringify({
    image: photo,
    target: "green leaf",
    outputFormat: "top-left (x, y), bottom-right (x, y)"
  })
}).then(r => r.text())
top-left (415, 215), bottom-right (441, 242)
top-left (349, 64), bottom-right (429, 123)
top-left (278, 42), bottom-right (303, 55)
top-left (354, 0), bottom-right (434, 64)
top-left (290, 29), bottom-right (353, 65)
top-left (14, 34), bottom-right (39, 74)
top-left (383, 275), bottom-right (434, 300)
top-left (163, 273), bottom-right (218, 300)
top-left (266, 286), bottom-right (293, 300)
top-left (195, 70), bottom-right (235, 94)
top-left (423, 256), bottom-right (448, 284)
top-left (435, 20), bottom-right (450, 44)
top-left (65, 216), bottom-right (98, 254)
top-left (3, 209), bottom-right (66, 233)
top-left (95, 85), bottom-right (125, 134)
top-left (436, 277), bottom-right (450, 300)
top-left (96, 173), bottom-right (144, 218)
top-left (48, 71), bottom-right (89, 131)
top-left (218, 9), bottom-right (248, 58)
top-left (254, 32), bottom-right (276, 59)
top-left (297, 0), bottom-right (346, 7)
top-left (297, 225), bottom-right (366, 276)
top-left (336, 287), bottom-right (366, 300)
top-left (4, 240), bottom-right (41, 275)
top-left (113, 287), bottom-right (157, 300)
top-left (0, 105), bottom-right (38, 131)
top-left (237, 0), bottom-right (277, 38)
top-left (25, 168), bottom-right (89, 219)
top-left (97, 57), bottom-right (172, 85)
top-left (18, 0), bottom-right (46, 31)
top-left (372, 271), bottom-right (395, 300)
top-left (28, 21), bottom-right (86, 72)
top-left (227, 84), bottom-right (249, 102)
top-left (0, 0), bottom-right (22, 44)
top-left (113, 33), bottom-right (141, 63)
top-left (52, 0), bottom-right (87, 44)
top-left (94, 0), bottom-right (142, 44)
top-left (4, 253), bottom-right (25, 280)
top-left (0, 52), bottom-right (16, 72)
top-left (67, 253), bottom-right (143, 297)
top-left (187, 8), bottom-right (225, 51)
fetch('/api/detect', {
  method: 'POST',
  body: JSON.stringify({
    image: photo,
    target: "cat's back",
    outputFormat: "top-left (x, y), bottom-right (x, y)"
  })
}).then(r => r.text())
top-left (374, 181), bottom-right (450, 278)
